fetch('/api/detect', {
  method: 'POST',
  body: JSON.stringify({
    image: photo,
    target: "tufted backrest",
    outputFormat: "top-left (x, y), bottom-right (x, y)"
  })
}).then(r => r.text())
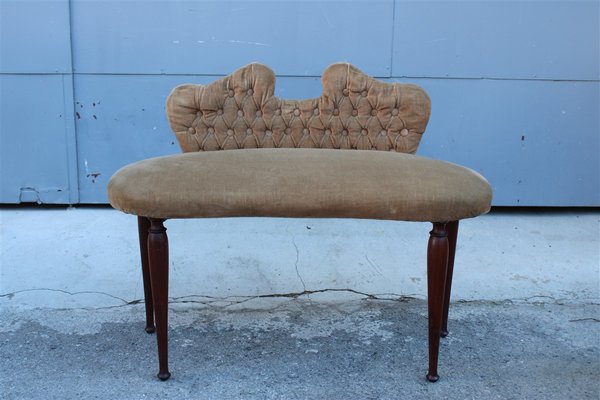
top-left (166, 63), bottom-right (430, 154)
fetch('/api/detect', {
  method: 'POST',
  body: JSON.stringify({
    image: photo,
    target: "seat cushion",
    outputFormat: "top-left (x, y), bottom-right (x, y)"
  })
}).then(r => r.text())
top-left (107, 149), bottom-right (492, 222)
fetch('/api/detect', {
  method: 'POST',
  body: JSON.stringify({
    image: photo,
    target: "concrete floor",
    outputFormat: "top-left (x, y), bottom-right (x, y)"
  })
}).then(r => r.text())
top-left (0, 207), bottom-right (599, 399)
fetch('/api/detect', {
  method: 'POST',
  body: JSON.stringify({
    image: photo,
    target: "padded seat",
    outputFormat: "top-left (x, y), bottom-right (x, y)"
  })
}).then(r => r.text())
top-left (108, 148), bottom-right (491, 222)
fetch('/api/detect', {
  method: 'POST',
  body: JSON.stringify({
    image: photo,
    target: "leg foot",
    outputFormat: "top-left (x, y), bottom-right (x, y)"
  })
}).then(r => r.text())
top-left (427, 222), bottom-right (449, 382)
top-left (148, 218), bottom-right (171, 381)
top-left (145, 326), bottom-right (156, 334)
top-left (157, 371), bottom-right (171, 381)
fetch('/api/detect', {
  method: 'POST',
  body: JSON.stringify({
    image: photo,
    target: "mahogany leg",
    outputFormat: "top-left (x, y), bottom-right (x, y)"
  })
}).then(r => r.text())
top-left (426, 222), bottom-right (449, 382)
top-left (137, 216), bottom-right (155, 334)
top-left (147, 218), bottom-right (171, 381)
top-left (441, 220), bottom-right (459, 338)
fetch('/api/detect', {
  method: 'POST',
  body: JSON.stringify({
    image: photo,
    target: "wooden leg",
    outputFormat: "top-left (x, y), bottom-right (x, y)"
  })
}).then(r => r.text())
top-left (148, 218), bottom-right (171, 381)
top-left (441, 220), bottom-right (459, 338)
top-left (426, 222), bottom-right (449, 382)
top-left (137, 216), bottom-right (155, 334)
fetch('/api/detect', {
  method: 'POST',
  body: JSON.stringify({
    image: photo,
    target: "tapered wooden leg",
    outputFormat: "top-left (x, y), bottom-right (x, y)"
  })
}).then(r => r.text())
top-left (441, 220), bottom-right (459, 338)
top-left (426, 222), bottom-right (449, 382)
top-left (147, 218), bottom-right (171, 381)
top-left (137, 216), bottom-right (155, 334)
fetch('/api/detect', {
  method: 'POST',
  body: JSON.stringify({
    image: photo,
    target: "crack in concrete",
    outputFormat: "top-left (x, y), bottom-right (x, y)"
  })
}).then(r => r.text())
top-left (1, 288), bottom-right (598, 312)
top-left (291, 236), bottom-right (306, 292)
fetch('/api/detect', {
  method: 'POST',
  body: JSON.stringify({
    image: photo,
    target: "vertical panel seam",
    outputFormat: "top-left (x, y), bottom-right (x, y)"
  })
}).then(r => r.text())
top-left (389, 0), bottom-right (396, 78)
top-left (64, 0), bottom-right (80, 204)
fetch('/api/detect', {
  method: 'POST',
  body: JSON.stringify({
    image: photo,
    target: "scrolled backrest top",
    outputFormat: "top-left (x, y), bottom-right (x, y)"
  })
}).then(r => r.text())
top-left (166, 63), bottom-right (430, 154)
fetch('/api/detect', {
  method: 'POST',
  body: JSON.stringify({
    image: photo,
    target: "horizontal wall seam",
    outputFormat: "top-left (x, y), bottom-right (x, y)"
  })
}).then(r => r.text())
top-left (1, 72), bottom-right (598, 83)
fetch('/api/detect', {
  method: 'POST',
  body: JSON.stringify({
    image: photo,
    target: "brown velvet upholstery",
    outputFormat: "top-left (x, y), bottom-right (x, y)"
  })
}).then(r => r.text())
top-left (108, 149), bottom-right (491, 222)
top-left (166, 63), bottom-right (430, 154)
top-left (108, 62), bottom-right (491, 222)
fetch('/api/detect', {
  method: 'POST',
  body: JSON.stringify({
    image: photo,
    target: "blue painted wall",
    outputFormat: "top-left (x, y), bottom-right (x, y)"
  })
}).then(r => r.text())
top-left (1, 0), bottom-right (598, 206)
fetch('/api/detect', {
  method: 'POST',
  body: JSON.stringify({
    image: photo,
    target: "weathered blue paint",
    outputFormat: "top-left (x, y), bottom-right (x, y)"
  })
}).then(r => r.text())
top-left (393, 0), bottom-right (600, 80)
top-left (70, 0), bottom-right (394, 76)
top-left (0, 75), bottom-right (73, 203)
top-left (0, 0), bottom-right (72, 73)
top-left (1, 0), bottom-right (599, 206)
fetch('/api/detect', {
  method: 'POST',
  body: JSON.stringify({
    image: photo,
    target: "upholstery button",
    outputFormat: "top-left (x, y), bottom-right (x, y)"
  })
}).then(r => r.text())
top-left (237, 110), bottom-right (244, 117)
top-left (400, 128), bottom-right (409, 136)
top-left (361, 129), bottom-right (368, 136)
top-left (313, 108), bottom-right (319, 115)
top-left (302, 128), bottom-right (309, 135)
top-left (293, 109), bottom-right (301, 116)
top-left (333, 108), bottom-right (339, 116)
top-left (285, 127), bottom-right (291, 134)
top-left (361, 90), bottom-right (368, 97)
top-left (196, 111), bottom-right (202, 118)
top-left (351, 109), bottom-right (358, 116)
top-left (227, 129), bottom-right (234, 136)
top-left (187, 127), bottom-right (195, 135)
top-left (380, 130), bottom-right (387, 136)
top-left (246, 128), bottom-right (253, 134)
top-left (342, 130), bottom-right (348, 136)
top-left (325, 129), bottom-right (331, 135)
top-left (247, 89), bottom-right (254, 96)
top-left (228, 90), bottom-right (234, 97)
top-left (392, 109), bottom-right (399, 116)
top-left (207, 127), bottom-right (214, 134)
top-left (371, 110), bottom-right (377, 116)
top-left (217, 109), bottom-right (223, 115)
top-left (265, 130), bottom-right (272, 136)
top-left (256, 110), bottom-right (262, 117)
top-left (342, 88), bottom-right (349, 96)
top-left (275, 109), bottom-right (281, 115)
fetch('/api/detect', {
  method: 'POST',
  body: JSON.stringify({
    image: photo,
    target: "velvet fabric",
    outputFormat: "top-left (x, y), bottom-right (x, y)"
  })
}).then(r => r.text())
top-left (108, 149), bottom-right (492, 222)
top-left (166, 63), bottom-right (430, 154)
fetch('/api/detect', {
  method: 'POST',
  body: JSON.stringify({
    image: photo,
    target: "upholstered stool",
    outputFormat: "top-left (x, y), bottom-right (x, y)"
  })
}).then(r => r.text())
top-left (108, 63), bottom-right (492, 382)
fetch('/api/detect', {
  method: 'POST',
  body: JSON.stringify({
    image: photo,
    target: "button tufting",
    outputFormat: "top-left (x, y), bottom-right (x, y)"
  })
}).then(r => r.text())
top-left (227, 129), bottom-right (234, 136)
top-left (380, 130), bottom-right (387, 136)
top-left (361, 129), bottom-right (368, 136)
top-left (351, 109), bottom-right (358, 116)
top-left (196, 111), bottom-right (202, 118)
top-left (302, 128), bottom-right (309, 135)
top-left (275, 109), bottom-right (281, 116)
top-left (400, 128), bottom-right (409, 137)
top-left (325, 129), bottom-right (331, 135)
top-left (228, 90), bottom-right (234, 97)
top-left (361, 90), bottom-right (368, 97)
top-left (313, 108), bottom-right (319, 115)
top-left (187, 127), bottom-right (195, 135)
top-left (237, 110), bottom-right (244, 117)
top-left (285, 128), bottom-right (291, 134)
top-left (342, 88), bottom-right (349, 96)
top-left (392, 109), bottom-right (399, 116)
top-left (265, 130), bottom-right (272, 136)
top-left (217, 109), bottom-right (223, 115)
top-left (246, 128), bottom-right (253, 134)
top-left (207, 127), bottom-right (214, 134)
top-left (247, 89), bottom-right (253, 96)
top-left (342, 129), bottom-right (348, 136)
top-left (371, 110), bottom-right (377, 116)
top-left (293, 109), bottom-right (300, 116)
top-left (333, 108), bottom-right (339, 116)
top-left (256, 110), bottom-right (262, 117)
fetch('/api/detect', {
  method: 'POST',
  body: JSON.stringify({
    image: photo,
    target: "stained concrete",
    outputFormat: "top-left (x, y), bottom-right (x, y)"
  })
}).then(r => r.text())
top-left (0, 207), bottom-right (599, 399)
top-left (1, 300), bottom-right (598, 399)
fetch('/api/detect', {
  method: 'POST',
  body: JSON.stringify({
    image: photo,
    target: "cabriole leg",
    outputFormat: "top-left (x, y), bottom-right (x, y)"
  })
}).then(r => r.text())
top-left (137, 216), bottom-right (155, 334)
top-left (426, 222), bottom-right (449, 382)
top-left (441, 220), bottom-right (459, 337)
top-left (148, 218), bottom-right (171, 381)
